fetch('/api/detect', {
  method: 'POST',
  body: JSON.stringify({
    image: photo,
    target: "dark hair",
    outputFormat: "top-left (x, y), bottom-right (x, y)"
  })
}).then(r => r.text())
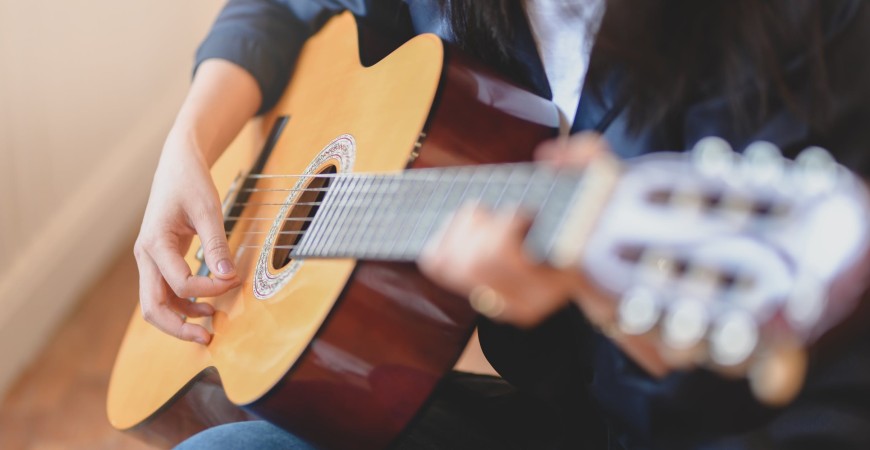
top-left (440, 0), bottom-right (514, 64)
top-left (440, 0), bottom-right (831, 134)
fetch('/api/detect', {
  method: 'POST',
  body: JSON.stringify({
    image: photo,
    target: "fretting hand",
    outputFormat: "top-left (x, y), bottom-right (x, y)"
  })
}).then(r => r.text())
top-left (419, 133), bottom-right (669, 376)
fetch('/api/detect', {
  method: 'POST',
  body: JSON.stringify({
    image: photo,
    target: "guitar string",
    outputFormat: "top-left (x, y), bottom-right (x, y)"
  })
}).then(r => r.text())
top-left (237, 164), bottom-right (551, 194)
top-left (226, 189), bottom-right (533, 221)
top-left (228, 171), bottom-right (424, 250)
top-left (223, 168), bottom-right (568, 250)
top-left (238, 244), bottom-right (301, 250)
top-left (227, 173), bottom-right (484, 254)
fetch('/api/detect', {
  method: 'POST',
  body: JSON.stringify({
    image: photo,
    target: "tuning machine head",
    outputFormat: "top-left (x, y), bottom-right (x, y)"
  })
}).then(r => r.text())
top-left (794, 146), bottom-right (838, 195)
top-left (617, 288), bottom-right (661, 335)
top-left (692, 136), bottom-right (736, 178)
top-left (708, 310), bottom-right (759, 367)
top-left (660, 299), bottom-right (710, 364)
top-left (740, 141), bottom-right (786, 186)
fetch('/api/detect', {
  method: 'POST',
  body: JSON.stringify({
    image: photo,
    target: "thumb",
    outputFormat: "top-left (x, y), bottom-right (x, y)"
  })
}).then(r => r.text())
top-left (192, 204), bottom-right (237, 280)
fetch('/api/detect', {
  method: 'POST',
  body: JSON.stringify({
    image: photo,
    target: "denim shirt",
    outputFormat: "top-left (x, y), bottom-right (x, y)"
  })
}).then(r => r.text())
top-left (194, 1), bottom-right (870, 448)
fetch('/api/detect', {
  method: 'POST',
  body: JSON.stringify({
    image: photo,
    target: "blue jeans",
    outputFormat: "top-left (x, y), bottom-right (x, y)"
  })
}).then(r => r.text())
top-left (175, 420), bottom-right (316, 450)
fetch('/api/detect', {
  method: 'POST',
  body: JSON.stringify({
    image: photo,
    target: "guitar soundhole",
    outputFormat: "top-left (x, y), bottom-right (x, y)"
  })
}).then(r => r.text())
top-left (271, 165), bottom-right (337, 269)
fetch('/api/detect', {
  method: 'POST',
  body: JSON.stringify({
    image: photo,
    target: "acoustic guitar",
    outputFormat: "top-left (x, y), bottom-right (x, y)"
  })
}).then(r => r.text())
top-left (107, 12), bottom-right (870, 450)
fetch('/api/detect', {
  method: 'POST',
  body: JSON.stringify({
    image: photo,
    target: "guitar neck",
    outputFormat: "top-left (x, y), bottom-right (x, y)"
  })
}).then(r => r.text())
top-left (291, 161), bottom-right (620, 266)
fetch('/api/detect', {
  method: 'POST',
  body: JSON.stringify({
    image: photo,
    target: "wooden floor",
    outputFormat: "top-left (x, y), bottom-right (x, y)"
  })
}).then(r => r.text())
top-left (0, 249), bottom-right (153, 450)
top-left (0, 245), bottom-right (495, 450)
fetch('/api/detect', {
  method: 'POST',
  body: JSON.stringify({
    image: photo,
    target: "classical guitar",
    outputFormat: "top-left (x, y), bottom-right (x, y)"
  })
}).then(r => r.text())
top-left (107, 12), bottom-right (870, 450)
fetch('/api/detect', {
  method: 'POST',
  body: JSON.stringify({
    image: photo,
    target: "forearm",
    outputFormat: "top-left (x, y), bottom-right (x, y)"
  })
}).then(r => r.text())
top-left (167, 58), bottom-right (262, 167)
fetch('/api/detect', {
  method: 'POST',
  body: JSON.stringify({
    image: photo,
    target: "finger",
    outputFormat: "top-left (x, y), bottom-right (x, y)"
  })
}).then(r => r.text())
top-left (535, 132), bottom-right (612, 168)
top-left (495, 208), bottom-right (533, 239)
top-left (468, 214), bottom-right (572, 326)
top-left (137, 250), bottom-right (212, 344)
top-left (435, 208), bottom-right (524, 293)
top-left (419, 205), bottom-right (573, 328)
top-left (419, 203), bottom-right (490, 278)
top-left (466, 208), bottom-right (529, 275)
top-left (148, 240), bottom-right (239, 299)
top-left (501, 270), bottom-right (574, 327)
top-left (533, 136), bottom-right (571, 161)
top-left (418, 203), bottom-right (488, 295)
top-left (169, 296), bottom-right (216, 318)
top-left (480, 263), bottom-right (572, 328)
top-left (189, 201), bottom-right (237, 280)
top-left (419, 209), bottom-right (457, 269)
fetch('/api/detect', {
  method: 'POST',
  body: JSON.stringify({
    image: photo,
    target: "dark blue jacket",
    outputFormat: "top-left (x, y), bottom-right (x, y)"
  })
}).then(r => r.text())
top-left (195, 1), bottom-right (870, 448)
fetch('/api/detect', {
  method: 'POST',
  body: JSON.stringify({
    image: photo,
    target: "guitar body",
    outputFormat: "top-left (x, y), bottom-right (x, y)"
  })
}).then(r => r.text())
top-left (107, 12), bottom-right (558, 450)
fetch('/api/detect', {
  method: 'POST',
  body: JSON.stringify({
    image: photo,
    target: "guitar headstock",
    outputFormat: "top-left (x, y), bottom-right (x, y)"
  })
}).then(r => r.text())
top-left (578, 137), bottom-right (870, 404)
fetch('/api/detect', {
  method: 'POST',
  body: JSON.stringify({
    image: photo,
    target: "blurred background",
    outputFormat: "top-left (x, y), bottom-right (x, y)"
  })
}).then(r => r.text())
top-left (0, 0), bottom-right (223, 447)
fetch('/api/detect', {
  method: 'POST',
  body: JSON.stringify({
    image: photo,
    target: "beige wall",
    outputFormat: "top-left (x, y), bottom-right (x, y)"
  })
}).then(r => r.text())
top-left (0, 0), bottom-right (225, 397)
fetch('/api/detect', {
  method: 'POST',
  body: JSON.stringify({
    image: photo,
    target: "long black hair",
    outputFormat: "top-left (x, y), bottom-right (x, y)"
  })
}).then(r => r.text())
top-left (439, 0), bottom-right (831, 133)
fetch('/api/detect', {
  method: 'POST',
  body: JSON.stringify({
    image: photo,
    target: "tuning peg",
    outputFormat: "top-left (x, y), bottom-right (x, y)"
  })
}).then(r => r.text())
top-left (794, 146), bottom-right (838, 195)
top-left (618, 288), bottom-right (661, 335)
top-left (659, 299), bottom-right (709, 367)
top-left (740, 141), bottom-right (785, 185)
top-left (709, 310), bottom-right (758, 367)
top-left (692, 137), bottom-right (736, 177)
top-left (662, 299), bottom-right (709, 350)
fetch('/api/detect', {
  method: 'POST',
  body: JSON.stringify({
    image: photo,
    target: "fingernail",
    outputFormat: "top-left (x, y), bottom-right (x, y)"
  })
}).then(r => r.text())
top-left (217, 259), bottom-right (234, 275)
top-left (196, 336), bottom-right (209, 345)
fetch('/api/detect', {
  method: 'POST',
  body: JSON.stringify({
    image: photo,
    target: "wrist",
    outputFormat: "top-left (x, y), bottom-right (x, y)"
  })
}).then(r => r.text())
top-left (163, 125), bottom-right (214, 168)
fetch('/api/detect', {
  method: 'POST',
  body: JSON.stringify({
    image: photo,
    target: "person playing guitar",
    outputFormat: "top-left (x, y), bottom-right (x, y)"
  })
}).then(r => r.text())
top-left (130, 1), bottom-right (870, 449)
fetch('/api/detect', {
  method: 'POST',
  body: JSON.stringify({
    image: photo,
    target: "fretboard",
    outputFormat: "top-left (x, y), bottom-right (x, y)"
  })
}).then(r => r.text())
top-left (290, 162), bottom-right (611, 265)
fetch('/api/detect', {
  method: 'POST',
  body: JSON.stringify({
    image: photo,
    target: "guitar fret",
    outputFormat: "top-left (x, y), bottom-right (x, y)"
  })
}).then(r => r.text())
top-left (396, 169), bottom-right (452, 260)
top-left (492, 166), bottom-right (511, 210)
top-left (339, 175), bottom-right (384, 258)
top-left (407, 169), bottom-right (464, 259)
top-left (520, 170), bottom-right (565, 263)
top-left (524, 170), bottom-right (583, 264)
top-left (324, 175), bottom-right (367, 257)
top-left (378, 171), bottom-right (434, 259)
top-left (509, 164), bottom-right (537, 212)
top-left (544, 175), bottom-right (588, 260)
top-left (364, 175), bottom-right (401, 257)
top-left (299, 175), bottom-right (346, 256)
top-left (446, 166), bottom-right (478, 213)
top-left (317, 176), bottom-right (360, 256)
top-left (331, 175), bottom-right (374, 257)
top-left (467, 166), bottom-right (496, 210)
top-left (523, 166), bottom-right (555, 212)
top-left (358, 173), bottom-right (404, 259)
top-left (477, 167), bottom-right (503, 209)
top-left (409, 166), bottom-right (478, 259)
